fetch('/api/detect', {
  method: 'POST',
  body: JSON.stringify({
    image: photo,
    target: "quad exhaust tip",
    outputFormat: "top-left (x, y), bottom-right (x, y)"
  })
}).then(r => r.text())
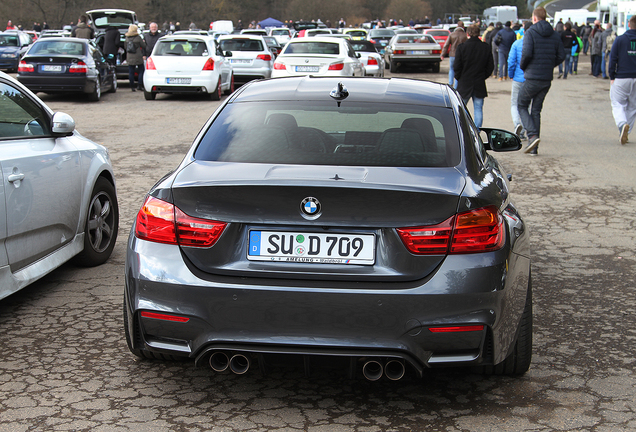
top-left (209, 351), bottom-right (229, 373)
top-left (229, 353), bottom-right (250, 375)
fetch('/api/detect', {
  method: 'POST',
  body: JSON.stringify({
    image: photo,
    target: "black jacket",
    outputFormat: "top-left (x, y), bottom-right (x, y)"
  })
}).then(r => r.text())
top-left (102, 27), bottom-right (120, 57)
top-left (453, 37), bottom-right (495, 100)
top-left (520, 20), bottom-right (565, 81)
top-left (144, 31), bottom-right (162, 56)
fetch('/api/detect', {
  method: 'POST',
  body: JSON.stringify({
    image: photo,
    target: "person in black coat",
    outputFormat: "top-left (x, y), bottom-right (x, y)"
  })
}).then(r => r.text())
top-left (453, 25), bottom-right (495, 128)
top-left (103, 26), bottom-right (120, 65)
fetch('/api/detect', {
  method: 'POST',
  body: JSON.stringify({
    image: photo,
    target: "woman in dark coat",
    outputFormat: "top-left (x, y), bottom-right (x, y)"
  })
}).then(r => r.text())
top-left (124, 24), bottom-right (146, 91)
top-left (453, 25), bottom-right (495, 128)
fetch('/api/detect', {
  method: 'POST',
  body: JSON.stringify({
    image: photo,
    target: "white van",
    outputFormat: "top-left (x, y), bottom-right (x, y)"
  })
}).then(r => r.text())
top-left (210, 20), bottom-right (234, 33)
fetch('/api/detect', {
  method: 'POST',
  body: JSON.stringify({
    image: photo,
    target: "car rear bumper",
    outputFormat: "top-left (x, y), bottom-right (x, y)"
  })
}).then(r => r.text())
top-left (124, 231), bottom-right (530, 376)
top-left (144, 72), bottom-right (218, 93)
top-left (390, 56), bottom-right (440, 64)
top-left (17, 75), bottom-right (98, 93)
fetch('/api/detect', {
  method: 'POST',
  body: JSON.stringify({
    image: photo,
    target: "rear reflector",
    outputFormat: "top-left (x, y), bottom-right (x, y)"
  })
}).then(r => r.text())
top-left (397, 206), bottom-right (504, 255)
top-left (141, 311), bottom-right (190, 323)
top-left (429, 325), bottom-right (484, 333)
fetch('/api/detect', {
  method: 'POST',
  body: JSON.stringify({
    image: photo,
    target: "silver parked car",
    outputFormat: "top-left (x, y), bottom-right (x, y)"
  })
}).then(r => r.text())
top-left (0, 71), bottom-right (118, 300)
top-left (217, 35), bottom-right (274, 83)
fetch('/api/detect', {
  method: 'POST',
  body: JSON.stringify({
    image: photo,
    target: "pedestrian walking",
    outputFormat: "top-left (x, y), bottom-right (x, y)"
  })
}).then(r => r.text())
top-left (509, 21), bottom-right (532, 138)
top-left (569, 29), bottom-right (583, 75)
top-left (590, 22), bottom-right (603, 77)
top-left (494, 21), bottom-right (516, 81)
top-left (581, 22), bottom-right (592, 54)
top-left (124, 24), bottom-right (146, 92)
top-left (489, 22), bottom-right (503, 78)
top-left (453, 25), bottom-right (494, 128)
top-left (558, 22), bottom-right (577, 79)
top-left (71, 15), bottom-right (94, 39)
top-left (517, 6), bottom-right (565, 155)
top-left (602, 23), bottom-right (616, 79)
top-left (608, 15), bottom-right (636, 144)
top-left (441, 21), bottom-right (467, 88)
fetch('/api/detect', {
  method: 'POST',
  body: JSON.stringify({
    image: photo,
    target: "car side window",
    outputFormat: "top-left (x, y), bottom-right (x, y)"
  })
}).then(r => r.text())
top-left (0, 82), bottom-right (50, 139)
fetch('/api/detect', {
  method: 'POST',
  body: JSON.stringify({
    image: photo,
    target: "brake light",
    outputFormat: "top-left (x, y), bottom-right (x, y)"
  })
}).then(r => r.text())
top-left (202, 58), bottom-right (215, 70)
top-left (18, 61), bottom-right (33, 72)
top-left (396, 206), bottom-right (504, 255)
top-left (393, 50), bottom-right (405, 55)
top-left (68, 61), bottom-right (87, 73)
top-left (432, 49), bottom-right (441, 54)
top-left (328, 62), bottom-right (344, 70)
top-left (273, 61), bottom-right (286, 70)
top-left (367, 57), bottom-right (378, 66)
top-left (369, 39), bottom-right (376, 44)
top-left (134, 196), bottom-right (227, 248)
top-left (146, 56), bottom-right (156, 70)
top-left (257, 54), bottom-right (272, 61)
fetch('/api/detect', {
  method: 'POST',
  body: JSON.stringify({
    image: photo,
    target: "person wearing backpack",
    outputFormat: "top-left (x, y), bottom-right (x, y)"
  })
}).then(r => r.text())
top-left (608, 15), bottom-right (636, 144)
top-left (125, 24), bottom-right (146, 91)
top-left (569, 29), bottom-right (583, 75)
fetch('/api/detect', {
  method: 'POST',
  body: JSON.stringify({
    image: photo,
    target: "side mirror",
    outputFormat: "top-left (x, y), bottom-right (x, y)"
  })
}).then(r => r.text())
top-left (224, 51), bottom-right (232, 57)
top-left (356, 52), bottom-right (361, 58)
top-left (52, 112), bottom-right (75, 136)
top-left (480, 128), bottom-right (522, 152)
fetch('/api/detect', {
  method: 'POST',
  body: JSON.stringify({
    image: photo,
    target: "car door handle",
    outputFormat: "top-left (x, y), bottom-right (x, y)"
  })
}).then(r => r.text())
top-left (8, 173), bottom-right (25, 183)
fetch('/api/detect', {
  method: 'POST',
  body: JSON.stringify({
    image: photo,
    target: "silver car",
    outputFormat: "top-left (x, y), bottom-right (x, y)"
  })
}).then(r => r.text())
top-left (0, 71), bottom-right (118, 300)
top-left (217, 35), bottom-right (273, 83)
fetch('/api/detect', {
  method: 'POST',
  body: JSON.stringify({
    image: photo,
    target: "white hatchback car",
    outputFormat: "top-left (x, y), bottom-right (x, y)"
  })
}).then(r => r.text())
top-left (216, 35), bottom-right (274, 83)
top-left (143, 35), bottom-right (234, 100)
top-left (271, 37), bottom-right (365, 78)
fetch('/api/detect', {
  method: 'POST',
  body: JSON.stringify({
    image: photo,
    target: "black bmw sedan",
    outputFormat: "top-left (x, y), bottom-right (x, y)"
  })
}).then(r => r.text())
top-left (17, 37), bottom-right (117, 102)
top-left (124, 76), bottom-right (531, 380)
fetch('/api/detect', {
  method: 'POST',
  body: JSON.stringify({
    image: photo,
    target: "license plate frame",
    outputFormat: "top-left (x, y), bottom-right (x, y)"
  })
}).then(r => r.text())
top-left (41, 65), bottom-right (63, 72)
top-left (230, 59), bottom-right (251, 64)
top-left (295, 66), bottom-right (320, 72)
top-left (409, 50), bottom-right (430, 55)
top-left (166, 77), bottom-right (192, 84)
top-left (248, 230), bottom-right (375, 265)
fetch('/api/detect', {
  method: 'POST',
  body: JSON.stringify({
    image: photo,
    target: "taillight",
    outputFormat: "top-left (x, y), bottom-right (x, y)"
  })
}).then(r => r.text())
top-left (396, 206), bottom-right (504, 255)
top-left (18, 61), bottom-right (33, 72)
top-left (393, 50), bottom-right (405, 55)
top-left (328, 62), bottom-right (344, 70)
top-left (367, 57), bottom-right (378, 66)
top-left (273, 61), bottom-right (286, 70)
top-left (134, 196), bottom-right (227, 248)
top-left (257, 54), bottom-right (272, 61)
top-left (202, 58), bottom-right (215, 70)
top-left (69, 61), bottom-right (87, 73)
top-left (146, 56), bottom-right (156, 70)
top-left (432, 49), bottom-right (441, 54)
top-left (369, 39), bottom-right (376, 44)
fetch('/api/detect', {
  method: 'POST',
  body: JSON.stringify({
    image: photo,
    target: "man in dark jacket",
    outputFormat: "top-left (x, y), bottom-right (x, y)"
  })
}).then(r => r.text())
top-left (71, 15), bottom-right (94, 39)
top-left (441, 21), bottom-right (467, 88)
top-left (102, 26), bottom-right (120, 65)
top-left (559, 22), bottom-right (577, 78)
top-left (453, 25), bottom-right (494, 128)
top-left (518, 6), bottom-right (565, 155)
top-left (608, 15), bottom-right (636, 144)
top-left (144, 22), bottom-right (161, 58)
top-left (495, 21), bottom-right (516, 80)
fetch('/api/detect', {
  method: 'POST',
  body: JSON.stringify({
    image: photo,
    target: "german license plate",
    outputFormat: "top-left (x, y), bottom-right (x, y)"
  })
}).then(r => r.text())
top-left (410, 50), bottom-right (430, 55)
top-left (41, 65), bottom-right (62, 72)
top-left (248, 231), bottom-right (375, 265)
top-left (231, 59), bottom-right (251, 64)
top-left (166, 77), bottom-right (191, 84)
top-left (295, 66), bottom-right (319, 72)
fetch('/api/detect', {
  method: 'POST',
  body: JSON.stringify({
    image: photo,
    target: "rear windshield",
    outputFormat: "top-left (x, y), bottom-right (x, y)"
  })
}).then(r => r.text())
top-left (194, 101), bottom-right (460, 167)
top-left (29, 40), bottom-right (86, 55)
top-left (346, 30), bottom-right (367, 37)
top-left (271, 29), bottom-right (290, 36)
top-left (91, 13), bottom-right (134, 27)
top-left (284, 41), bottom-right (340, 55)
top-left (155, 40), bottom-right (209, 56)
top-left (394, 35), bottom-right (435, 44)
top-left (369, 30), bottom-right (395, 37)
top-left (0, 35), bottom-right (19, 46)
top-left (350, 42), bottom-right (376, 52)
top-left (219, 38), bottom-right (264, 51)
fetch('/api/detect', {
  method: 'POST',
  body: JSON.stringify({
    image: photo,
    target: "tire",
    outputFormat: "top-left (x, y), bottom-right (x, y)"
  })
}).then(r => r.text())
top-left (432, 62), bottom-right (440, 73)
top-left (482, 276), bottom-right (533, 376)
top-left (390, 60), bottom-right (398, 73)
top-left (88, 80), bottom-right (101, 102)
top-left (144, 90), bottom-right (156, 100)
top-left (210, 78), bottom-right (221, 101)
top-left (224, 73), bottom-right (235, 95)
top-left (74, 177), bottom-right (118, 267)
top-left (108, 75), bottom-right (117, 93)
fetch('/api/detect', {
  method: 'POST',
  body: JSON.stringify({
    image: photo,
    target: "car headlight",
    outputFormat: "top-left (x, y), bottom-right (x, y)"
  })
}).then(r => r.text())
top-left (1, 53), bottom-right (18, 58)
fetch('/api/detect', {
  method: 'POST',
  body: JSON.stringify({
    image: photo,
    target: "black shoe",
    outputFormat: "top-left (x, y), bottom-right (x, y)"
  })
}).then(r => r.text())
top-left (131, 87), bottom-right (136, 92)
top-left (558, 73), bottom-right (563, 79)
top-left (529, 147), bottom-right (538, 155)
top-left (525, 136), bottom-right (540, 154)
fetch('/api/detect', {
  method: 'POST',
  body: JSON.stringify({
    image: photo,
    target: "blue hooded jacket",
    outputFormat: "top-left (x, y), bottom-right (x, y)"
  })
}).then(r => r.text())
top-left (608, 29), bottom-right (636, 80)
top-left (520, 20), bottom-right (565, 80)
top-left (508, 38), bottom-right (525, 82)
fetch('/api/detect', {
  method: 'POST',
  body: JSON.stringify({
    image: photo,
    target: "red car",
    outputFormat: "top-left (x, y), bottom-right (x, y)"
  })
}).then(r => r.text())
top-left (422, 29), bottom-right (450, 46)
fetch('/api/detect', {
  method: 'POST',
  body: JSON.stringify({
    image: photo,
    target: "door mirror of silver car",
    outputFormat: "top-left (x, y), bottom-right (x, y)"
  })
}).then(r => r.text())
top-left (480, 128), bottom-right (522, 152)
top-left (52, 112), bottom-right (76, 136)
top-left (224, 51), bottom-right (233, 57)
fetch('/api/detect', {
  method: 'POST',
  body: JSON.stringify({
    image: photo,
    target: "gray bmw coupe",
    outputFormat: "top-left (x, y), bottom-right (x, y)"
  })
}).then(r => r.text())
top-left (124, 76), bottom-right (531, 380)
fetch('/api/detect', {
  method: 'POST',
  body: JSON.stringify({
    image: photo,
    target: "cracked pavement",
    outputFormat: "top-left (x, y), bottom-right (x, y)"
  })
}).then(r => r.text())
top-left (1, 58), bottom-right (635, 431)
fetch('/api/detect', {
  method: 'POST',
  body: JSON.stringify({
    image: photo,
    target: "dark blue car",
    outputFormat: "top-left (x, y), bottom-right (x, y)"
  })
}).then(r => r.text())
top-left (0, 32), bottom-right (31, 72)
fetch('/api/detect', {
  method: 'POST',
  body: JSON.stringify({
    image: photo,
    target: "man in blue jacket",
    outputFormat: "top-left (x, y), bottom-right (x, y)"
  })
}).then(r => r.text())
top-left (508, 21), bottom-right (532, 139)
top-left (608, 15), bottom-right (636, 144)
top-left (495, 21), bottom-right (516, 81)
top-left (518, 6), bottom-right (565, 155)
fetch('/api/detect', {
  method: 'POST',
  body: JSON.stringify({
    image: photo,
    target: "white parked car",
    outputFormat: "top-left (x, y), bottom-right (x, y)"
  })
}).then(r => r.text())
top-left (216, 35), bottom-right (274, 83)
top-left (271, 37), bottom-right (364, 78)
top-left (143, 35), bottom-right (234, 100)
top-left (268, 27), bottom-right (291, 45)
top-left (350, 40), bottom-right (384, 77)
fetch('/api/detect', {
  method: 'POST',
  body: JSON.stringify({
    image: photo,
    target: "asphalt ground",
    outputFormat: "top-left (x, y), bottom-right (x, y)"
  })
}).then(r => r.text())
top-left (1, 53), bottom-right (635, 431)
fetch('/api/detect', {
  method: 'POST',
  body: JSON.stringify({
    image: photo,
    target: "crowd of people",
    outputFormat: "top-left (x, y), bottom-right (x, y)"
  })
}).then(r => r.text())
top-left (441, 6), bottom-right (631, 154)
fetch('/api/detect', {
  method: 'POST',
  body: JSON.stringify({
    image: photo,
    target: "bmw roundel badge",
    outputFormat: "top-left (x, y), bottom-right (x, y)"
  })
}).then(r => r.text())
top-left (300, 197), bottom-right (321, 220)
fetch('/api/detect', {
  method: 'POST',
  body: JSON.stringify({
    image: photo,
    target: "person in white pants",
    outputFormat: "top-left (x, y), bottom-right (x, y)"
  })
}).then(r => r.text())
top-left (608, 14), bottom-right (636, 145)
